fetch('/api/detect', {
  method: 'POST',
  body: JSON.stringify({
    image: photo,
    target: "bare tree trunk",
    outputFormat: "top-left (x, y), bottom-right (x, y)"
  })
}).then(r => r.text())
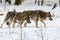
top-left (35, 0), bottom-right (40, 6)
top-left (59, 0), bottom-right (60, 5)
top-left (38, 0), bottom-right (40, 6)
top-left (14, 0), bottom-right (22, 5)
top-left (4, 0), bottom-right (6, 11)
top-left (0, 0), bottom-right (2, 3)
top-left (35, 0), bottom-right (37, 4)
top-left (5, 0), bottom-right (11, 4)
top-left (41, 0), bottom-right (43, 5)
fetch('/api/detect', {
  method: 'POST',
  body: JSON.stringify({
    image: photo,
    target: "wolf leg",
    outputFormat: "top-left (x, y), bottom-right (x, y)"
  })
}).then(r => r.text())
top-left (40, 20), bottom-right (46, 28)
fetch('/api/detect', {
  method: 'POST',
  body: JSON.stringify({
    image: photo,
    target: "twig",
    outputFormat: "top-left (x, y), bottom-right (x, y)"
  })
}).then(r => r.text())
top-left (21, 27), bottom-right (22, 40)
top-left (41, 26), bottom-right (44, 40)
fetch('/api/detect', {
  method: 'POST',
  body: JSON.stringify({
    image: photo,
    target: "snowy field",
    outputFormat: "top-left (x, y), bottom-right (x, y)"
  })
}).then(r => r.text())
top-left (0, 0), bottom-right (60, 40)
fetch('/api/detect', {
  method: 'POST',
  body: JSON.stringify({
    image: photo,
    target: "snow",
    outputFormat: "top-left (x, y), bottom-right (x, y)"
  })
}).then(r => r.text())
top-left (0, 0), bottom-right (60, 40)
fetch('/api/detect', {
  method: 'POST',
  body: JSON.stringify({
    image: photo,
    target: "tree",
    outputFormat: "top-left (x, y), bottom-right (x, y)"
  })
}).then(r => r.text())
top-left (0, 0), bottom-right (2, 3)
top-left (35, 0), bottom-right (40, 6)
top-left (35, 0), bottom-right (44, 6)
top-left (5, 0), bottom-right (11, 4)
top-left (14, 0), bottom-right (23, 5)
top-left (38, 0), bottom-right (40, 6)
top-left (41, 0), bottom-right (44, 5)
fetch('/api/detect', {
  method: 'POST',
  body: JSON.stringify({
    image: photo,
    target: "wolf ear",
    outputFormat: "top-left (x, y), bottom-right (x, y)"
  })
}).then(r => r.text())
top-left (48, 12), bottom-right (50, 13)
top-left (48, 12), bottom-right (51, 15)
top-left (48, 12), bottom-right (54, 17)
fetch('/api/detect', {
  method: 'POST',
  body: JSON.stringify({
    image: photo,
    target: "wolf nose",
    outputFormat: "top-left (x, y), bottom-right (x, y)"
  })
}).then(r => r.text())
top-left (27, 20), bottom-right (31, 23)
top-left (49, 19), bottom-right (53, 21)
top-left (27, 21), bottom-right (31, 23)
top-left (6, 22), bottom-right (10, 25)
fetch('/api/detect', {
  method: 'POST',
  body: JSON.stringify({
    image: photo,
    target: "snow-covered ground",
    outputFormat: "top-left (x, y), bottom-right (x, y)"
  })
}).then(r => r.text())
top-left (0, 0), bottom-right (60, 40)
